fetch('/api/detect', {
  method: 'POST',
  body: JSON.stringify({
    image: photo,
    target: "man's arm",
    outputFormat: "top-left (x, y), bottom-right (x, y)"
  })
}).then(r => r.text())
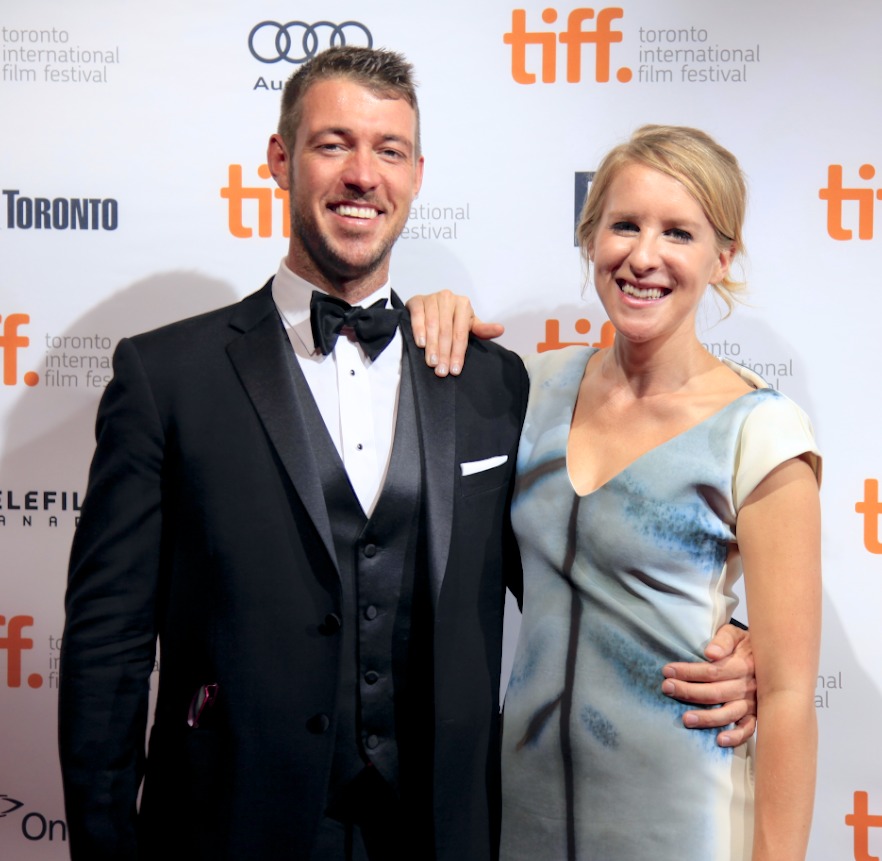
top-left (661, 623), bottom-right (757, 747)
top-left (406, 292), bottom-right (761, 746)
top-left (59, 337), bottom-right (165, 859)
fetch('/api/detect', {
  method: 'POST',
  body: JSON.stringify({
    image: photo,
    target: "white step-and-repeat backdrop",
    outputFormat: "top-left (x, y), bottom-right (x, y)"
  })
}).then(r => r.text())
top-left (3, 1), bottom-right (880, 857)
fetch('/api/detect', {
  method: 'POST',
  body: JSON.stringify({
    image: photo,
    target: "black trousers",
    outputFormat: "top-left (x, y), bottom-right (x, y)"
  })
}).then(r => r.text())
top-left (310, 767), bottom-right (435, 861)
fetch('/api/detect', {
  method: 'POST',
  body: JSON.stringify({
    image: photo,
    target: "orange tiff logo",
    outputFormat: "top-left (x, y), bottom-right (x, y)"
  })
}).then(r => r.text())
top-left (846, 791), bottom-right (882, 861)
top-left (538, 316), bottom-right (614, 352)
top-left (221, 164), bottom-right (290, 238)
top-left (819, 164), bottom-right (882, 240)
top-left (0, 614), bottom-right (43, 688)
top-left (855, 479), bottom-right (882, 553)
top-left (0, 313), bottom-right (39, 386)
top-left (504, 7), bottom-right (631, 84)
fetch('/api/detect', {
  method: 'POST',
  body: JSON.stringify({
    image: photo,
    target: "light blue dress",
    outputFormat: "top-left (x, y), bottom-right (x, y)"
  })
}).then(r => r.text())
top-left (500, 347), bottom-right (820, 861)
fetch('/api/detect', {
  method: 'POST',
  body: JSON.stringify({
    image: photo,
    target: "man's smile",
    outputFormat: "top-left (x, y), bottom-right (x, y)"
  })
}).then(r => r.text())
top-left (331, 203), bottom-right (381, 220)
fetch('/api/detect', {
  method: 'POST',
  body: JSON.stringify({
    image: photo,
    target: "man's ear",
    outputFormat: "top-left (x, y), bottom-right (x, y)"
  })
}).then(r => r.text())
top-left (413, 154), bottom-right (425, 199)
top-left (267, 134), bottom-right (290, 190)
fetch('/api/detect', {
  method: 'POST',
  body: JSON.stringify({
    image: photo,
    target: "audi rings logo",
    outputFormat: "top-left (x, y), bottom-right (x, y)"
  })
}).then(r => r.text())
top-left (248, 20), bottom-right (373, 64)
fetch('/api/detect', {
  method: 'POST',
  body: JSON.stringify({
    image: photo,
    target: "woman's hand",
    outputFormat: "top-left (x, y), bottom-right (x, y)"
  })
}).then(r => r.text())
top-left (406, 290), bottom-right (504, 376)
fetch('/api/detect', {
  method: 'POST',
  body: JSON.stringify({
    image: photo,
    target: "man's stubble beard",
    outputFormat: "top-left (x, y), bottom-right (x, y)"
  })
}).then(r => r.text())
top-left (290, 202), bottom-right (397, 294)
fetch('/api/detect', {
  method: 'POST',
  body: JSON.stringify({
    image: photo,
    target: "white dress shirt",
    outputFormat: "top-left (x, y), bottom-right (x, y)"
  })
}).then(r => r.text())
top-left (271, 259), bottom-right (402, 516)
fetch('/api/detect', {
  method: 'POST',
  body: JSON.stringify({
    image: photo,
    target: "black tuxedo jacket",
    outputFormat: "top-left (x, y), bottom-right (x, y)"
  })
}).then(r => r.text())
top-left (59, 282), bottom-right (529, 860)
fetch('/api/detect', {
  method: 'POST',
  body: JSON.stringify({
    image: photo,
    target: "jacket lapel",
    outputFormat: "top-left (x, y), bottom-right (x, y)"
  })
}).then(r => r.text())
top-left (397, 302), bottom-right (456, 608)
top-left (226, 282), bottom-right (337, 572)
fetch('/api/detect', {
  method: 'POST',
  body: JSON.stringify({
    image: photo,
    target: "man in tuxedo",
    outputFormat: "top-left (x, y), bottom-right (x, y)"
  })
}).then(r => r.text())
top-left (59, 46), bottom-right (754, 861)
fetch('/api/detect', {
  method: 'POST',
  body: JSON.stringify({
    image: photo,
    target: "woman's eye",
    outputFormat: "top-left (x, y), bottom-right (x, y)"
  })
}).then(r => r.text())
top-left (667, 228), bottom-right (693, 242)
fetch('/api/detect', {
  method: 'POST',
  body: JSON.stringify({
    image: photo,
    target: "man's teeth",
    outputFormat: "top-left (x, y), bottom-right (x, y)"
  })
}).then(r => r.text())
top-left (621, 282), bottom-right (665, 300)
top-left (335, 204), bottom-right (378, 219)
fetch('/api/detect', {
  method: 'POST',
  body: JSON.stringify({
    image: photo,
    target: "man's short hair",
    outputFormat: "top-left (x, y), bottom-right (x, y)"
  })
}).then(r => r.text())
top-left (278, 46), bottom-right (421, 156)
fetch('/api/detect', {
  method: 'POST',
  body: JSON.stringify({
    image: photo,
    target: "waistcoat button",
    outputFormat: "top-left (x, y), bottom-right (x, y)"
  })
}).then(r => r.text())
top-left (318, 613), bottom-right (342, 635)
top-left (306, 713), bottom-right (331, 734)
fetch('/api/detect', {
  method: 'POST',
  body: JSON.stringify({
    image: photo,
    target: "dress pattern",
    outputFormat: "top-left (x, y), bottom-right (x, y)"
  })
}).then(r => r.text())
top-left (500, 346), bottom-right (820, 861)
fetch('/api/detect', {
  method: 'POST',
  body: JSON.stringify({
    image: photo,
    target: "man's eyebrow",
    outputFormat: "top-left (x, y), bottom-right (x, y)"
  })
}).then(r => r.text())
top-left (378, 134), bottom-right (414, 152)
top-left (309, 125), bottom-right (351, 140)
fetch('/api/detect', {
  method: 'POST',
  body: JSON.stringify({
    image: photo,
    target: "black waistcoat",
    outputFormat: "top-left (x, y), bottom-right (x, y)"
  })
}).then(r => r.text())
top-left (292, 347), bottom-right (433, 799)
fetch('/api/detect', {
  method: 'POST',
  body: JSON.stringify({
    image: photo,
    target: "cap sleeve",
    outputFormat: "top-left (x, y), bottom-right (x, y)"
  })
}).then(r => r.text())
top-left (733, 394), bottom-right (822, 510)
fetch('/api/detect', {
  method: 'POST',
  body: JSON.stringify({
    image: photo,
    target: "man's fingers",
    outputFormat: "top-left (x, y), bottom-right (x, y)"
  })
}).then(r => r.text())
top-left (681, 704), bottom-right (758, 747)
top-left (663, 653), bottom-right (751, 684)
top-left (661, 624), bottom-right (757, 747)
top-left (680, 701), bottom-right (758, 747)
top-left (662, 648), bottom-right (757, 704)
top-left (704, 625), bottom-right (736, 660)
top-left (661, 669), bottom-right (755, 705)
top-left (663, 679), bottom-right (753, 706)
top-left (681, 698), bottom-right (748, 730)
top-left (715, 714), bottom-right (757, 748)
top-left (704, 622), bottom-right (748, 661)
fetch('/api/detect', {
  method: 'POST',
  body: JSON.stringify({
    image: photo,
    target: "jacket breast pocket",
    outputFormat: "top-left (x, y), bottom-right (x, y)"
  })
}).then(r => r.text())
top-left (459, 456), bottom-right (510, 498)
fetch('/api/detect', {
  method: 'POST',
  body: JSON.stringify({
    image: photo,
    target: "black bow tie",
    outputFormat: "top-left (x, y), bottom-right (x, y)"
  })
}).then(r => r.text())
top-left (309, 291), bottom-right (403, 361)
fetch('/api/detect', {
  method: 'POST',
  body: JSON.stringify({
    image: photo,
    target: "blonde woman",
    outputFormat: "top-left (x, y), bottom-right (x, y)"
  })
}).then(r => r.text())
top-left (410, 126), bottom-right (821, 860)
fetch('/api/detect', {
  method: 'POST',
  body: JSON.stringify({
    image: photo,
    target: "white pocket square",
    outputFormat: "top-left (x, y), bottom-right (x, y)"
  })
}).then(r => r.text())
top-left (460, 455), bottom-right (508, 476)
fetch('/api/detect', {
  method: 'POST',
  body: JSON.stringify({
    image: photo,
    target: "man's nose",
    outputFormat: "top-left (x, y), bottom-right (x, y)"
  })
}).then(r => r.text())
top-left (341, 147), bottom-right (380, 192)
